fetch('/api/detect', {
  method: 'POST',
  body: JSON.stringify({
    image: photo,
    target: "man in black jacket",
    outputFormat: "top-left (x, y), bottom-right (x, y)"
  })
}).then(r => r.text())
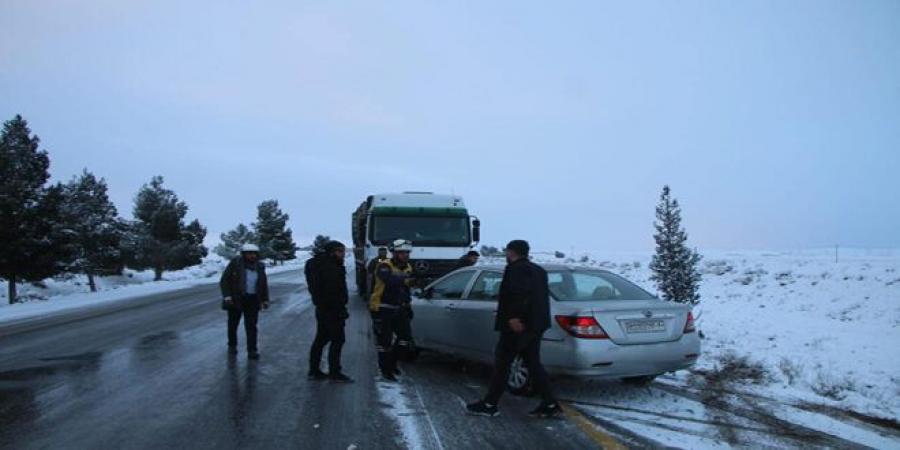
top-left (306, 241), bottom-right (353, 383)
top-left (467, 240), bottom-right (560, 418)
top-left (454, 250), bottom-right (480, 270)
top-left (220, 244), bottom-right (270, 360)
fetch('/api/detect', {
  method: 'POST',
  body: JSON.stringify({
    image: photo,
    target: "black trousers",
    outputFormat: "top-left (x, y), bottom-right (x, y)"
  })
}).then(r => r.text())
top-left (485, 331), bottom-right (555, 405)
top-left (372, 308), bottom-right (412, 376)
top-left (309, 309), bottom-right (347, 374)
top-left (227, 294), bottom-right (260, 353)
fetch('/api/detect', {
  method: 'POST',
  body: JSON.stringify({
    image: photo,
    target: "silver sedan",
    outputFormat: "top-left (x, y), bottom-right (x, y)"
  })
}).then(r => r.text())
top-left (410, 264), bottom-right (701, 393)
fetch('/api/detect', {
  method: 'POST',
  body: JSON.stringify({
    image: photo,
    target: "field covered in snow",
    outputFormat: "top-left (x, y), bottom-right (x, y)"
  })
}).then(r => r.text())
top-left (514, 247), bottom-right (900, 423)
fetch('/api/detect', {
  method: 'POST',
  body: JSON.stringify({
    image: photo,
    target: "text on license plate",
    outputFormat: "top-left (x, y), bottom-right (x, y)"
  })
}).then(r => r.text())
top-left (624, 319), bottom-right (666, 334)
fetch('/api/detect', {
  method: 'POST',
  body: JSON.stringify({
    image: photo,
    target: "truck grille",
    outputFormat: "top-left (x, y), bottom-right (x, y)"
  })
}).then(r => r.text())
top-left (411, 259), bottom-right (458, 278)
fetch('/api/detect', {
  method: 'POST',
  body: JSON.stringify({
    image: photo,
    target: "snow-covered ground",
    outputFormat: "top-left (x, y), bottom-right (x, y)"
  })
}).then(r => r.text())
top-left (0, 255), bottom-right (306, 326)
top-left (511, 247), bottom-right (900, 424)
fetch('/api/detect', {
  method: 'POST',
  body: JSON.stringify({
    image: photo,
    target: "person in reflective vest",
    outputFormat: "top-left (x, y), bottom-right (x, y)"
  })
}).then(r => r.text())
top-left (369, 239), bottom-right (415, 381)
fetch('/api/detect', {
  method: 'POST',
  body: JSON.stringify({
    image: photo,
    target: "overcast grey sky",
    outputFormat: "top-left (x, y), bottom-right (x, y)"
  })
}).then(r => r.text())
top-left (2, 1), bottom-right (898, 252)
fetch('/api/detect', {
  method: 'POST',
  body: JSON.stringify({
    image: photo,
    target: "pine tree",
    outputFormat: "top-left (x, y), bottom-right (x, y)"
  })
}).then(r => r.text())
top-left (311, 235), bottom-right (331, 256)
top-left (649, 185), bottom-right (702, 305)
top-left (124, 176), bottom-right (208, 280)
top-left (253, 200), bottom-right (297, 264)
top-left (60, 170), bottom-right (124, 292)
top-left (214, 223), bottom-right (257, 260)
top-left (0, 115), bottom-right (75, 303)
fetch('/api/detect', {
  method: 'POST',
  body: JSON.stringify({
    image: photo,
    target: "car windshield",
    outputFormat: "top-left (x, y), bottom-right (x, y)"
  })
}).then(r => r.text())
top-left (371, 216), bottom-right (470, 246)
top-left (547, 269), bottom-right (655, 301)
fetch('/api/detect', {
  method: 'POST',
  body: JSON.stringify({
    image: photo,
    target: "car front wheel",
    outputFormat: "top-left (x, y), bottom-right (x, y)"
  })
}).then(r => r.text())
top-left (622, 375), bottom-right (658, 386)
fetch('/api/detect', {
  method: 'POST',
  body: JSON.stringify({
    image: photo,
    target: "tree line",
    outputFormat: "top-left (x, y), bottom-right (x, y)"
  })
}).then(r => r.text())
top-left (0, 114), bottom-right (297, 304)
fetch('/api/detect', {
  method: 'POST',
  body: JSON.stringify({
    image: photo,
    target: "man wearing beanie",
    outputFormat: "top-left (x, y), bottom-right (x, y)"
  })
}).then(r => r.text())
top-left (467, 239), bottom-right (560, 418)
top-left (306, 240), bottom-right (354, 383)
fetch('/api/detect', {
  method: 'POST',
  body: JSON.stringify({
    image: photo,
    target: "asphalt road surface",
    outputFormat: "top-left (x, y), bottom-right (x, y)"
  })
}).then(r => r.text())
top-left (0, 271), bottom-right (599, 450)
top-left (2, 270), bottom-right (898, 450)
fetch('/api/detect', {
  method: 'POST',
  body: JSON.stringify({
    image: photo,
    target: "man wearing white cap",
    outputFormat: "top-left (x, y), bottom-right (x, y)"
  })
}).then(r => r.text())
top-left (220, 243), bottom-right (270, 360)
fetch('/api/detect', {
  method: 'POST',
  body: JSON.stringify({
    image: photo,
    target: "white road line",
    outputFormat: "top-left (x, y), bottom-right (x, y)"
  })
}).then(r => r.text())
top-left (409, 377), bottom-right (447, 450)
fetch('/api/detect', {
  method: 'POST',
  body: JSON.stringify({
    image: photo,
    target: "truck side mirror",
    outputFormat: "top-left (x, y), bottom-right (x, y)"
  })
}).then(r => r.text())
top-left (472, 219), bottom-right (481, 243)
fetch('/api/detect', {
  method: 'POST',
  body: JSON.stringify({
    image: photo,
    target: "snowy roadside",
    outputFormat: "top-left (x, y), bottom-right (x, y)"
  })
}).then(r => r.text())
top-left (0, 256), bottom-right (306, 327)
top-left (513, 248), bottom-right (900, 422)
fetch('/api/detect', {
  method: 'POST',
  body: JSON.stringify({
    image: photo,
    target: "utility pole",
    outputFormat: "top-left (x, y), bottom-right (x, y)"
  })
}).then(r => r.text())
top-left (835, 244), bottom-right (839, 263)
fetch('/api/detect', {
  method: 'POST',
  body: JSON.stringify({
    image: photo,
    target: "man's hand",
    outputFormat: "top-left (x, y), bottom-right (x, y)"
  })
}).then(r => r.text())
top-left (261, 301), bottom-right (270, 310)
top-left (508, 318), bottom-right (525, 333)
top-left (224, 296), bottom-right (234, 306)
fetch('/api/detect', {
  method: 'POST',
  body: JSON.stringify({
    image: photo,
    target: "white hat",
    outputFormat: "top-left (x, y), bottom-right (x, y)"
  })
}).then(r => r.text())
top-left (390, 239), bottom-right (413, 252)
top-left (240, 243), bottom-right (260, 253)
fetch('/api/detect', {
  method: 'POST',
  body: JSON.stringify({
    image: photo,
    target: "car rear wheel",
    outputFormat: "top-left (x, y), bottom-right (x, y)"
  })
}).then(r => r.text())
top-left (622, 375), bottom-right (658, 386)
top-left (507, 355), bottom-right (533, 396)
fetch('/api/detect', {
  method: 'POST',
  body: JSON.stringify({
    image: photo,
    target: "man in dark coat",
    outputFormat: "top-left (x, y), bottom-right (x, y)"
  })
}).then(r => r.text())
top-left (306, 241), bottom-right (353, 383)
top-left (220, 244), bottom-right (270, 360)
top-left (467, 239), bottom-right (559, 418)
top-left (454, 250), bottom-right (480, 270)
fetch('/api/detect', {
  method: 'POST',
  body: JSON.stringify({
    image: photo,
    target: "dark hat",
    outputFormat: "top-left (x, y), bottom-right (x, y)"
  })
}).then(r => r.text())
top-left (505, 240), bottom-right (530, 257)
top-left (324, 240), bottom-right (346, 253)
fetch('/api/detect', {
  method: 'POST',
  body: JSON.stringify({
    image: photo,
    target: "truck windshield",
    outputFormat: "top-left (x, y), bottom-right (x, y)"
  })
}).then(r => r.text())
top-left (371, 216), bottom-right (470, 247)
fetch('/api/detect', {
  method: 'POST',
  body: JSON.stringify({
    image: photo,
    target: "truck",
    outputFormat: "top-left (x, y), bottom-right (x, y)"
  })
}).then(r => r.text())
top-left (351, 192), bottom-right (481, 295)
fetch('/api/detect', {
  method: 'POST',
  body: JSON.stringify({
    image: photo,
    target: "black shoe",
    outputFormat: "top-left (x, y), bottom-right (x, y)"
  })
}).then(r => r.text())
top-left (248, 352), bottom-right (260, 360)
top-left (328, 372), bottom-right (354, 383)
top-left (307, 370), bottom-right (328, 381)
top-left (528, 402), bottom-right (562, 418)
top-left (381, 372), bottom-right (398, 382)
top-left (227, 346), bottom-right (238, 355)
top-left (466, 400), bottom-right (499, 417)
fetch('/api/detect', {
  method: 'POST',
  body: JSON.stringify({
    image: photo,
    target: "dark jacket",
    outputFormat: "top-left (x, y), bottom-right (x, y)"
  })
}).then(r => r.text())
top-left (495, 258), bottom-right (550, 332)
top-left (454, 256), bottom-right (475, 270)
top-left (305, 254), bottom-right (349, 314)
top-left (220, 257), bottom-right (269, 305)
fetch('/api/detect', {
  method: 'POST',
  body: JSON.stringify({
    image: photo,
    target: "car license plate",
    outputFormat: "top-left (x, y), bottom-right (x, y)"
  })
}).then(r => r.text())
top-left (624, 319), bottom-right (665, 334)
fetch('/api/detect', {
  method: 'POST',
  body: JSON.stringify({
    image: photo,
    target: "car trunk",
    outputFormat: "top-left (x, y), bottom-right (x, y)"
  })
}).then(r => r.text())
top-left (555, 300), bottom-right (689, 345)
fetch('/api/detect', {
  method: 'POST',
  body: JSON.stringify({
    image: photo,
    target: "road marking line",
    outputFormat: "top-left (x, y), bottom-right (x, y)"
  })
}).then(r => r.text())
top-left (561, 402), bottom-right (628, 450)
top-left (410, 378), bottom-right (446, 450)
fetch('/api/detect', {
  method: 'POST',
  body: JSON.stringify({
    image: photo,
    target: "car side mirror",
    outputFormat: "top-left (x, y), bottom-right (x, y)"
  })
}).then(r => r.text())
top-left (422, 288), bottom-right (434, 300)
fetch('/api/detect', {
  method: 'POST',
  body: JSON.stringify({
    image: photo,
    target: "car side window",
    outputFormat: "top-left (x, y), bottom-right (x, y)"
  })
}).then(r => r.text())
top-left (430, 271), bottom-right (473, 299)
top-left (467, 271), bottom-right (503, 301)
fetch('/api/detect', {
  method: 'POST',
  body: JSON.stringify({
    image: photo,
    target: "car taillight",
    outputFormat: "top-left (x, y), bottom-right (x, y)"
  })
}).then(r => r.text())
top-left (555, 316), bottom-right (609, 339)
top-left (684, 312), bottom-right (696, 333)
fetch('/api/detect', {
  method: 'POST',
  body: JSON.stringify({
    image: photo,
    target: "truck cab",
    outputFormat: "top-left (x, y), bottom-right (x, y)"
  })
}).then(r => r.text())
top-left (352, 192), bottom-right (480, 295)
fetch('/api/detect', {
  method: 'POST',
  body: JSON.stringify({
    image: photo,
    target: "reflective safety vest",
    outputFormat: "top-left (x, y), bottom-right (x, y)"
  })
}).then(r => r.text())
top-left (369, 259), bottom-right (413, 312)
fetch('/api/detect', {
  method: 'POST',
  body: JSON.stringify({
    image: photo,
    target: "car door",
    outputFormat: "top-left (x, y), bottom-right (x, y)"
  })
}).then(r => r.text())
top-left (416, 270), bottom-right (476, 350)
top-left (457, 270), bottom-right (504, 358)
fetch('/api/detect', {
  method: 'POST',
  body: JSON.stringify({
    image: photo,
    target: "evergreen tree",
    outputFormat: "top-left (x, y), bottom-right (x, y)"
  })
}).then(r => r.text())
top-left (253, 200), bottom-right (297, 264)
top-left (311, 235), bottom-right (331, 256)
top-left (649, 185), bottom-right (702, 305)
top-left (124, 176), bottom-right (208, 280)
top-left (214, 223), bottom-right (257, 260)
top-left (60, 170), bottom-right (124, 292)
top-left (0, 115), bottom-right (74, 303)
